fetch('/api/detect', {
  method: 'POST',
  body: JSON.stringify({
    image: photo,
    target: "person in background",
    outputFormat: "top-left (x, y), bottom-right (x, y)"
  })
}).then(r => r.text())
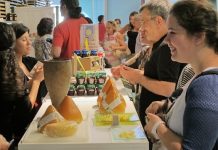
top-left (114, 18), bottom-right (121, 31)
top-left (33, 17), bottom-right (53, 61)
top-left (128, 13), bottom-right (141, 55)
top-left (103, 21), bottom-right (128, 66)
top-left (81, 14), bottom-right (93, 24)
top-left (145, 1), bottom-right (218, 149)
top-left (12, 23), bottom-right (47, 141)
top-left (52, 0), bottom-right (87, 59)
top-left (119, 11), bottom-right (138, 34)
top-left (0, 22), bottom-right (43, 148)
top-left (98, 15), bottom-right (106, 46)
top-left (119, 11), bottom-right (139, 56)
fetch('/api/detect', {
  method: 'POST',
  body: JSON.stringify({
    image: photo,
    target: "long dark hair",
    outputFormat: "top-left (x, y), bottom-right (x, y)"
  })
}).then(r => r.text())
top-left (129, 11), bottom-right (138, 30)
top-left (61, 0), bottom-right (82, 18)
top-left (12, 23), bottom-right (29, 39)
top-left (170, 0), bottom-right (218, 53)
top-left (0, 23), bottom-right (24, 97)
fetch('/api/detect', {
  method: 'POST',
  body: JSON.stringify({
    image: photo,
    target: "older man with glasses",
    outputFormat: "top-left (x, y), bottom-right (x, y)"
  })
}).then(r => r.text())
top-left (111, 1), bottom-right (182, 149)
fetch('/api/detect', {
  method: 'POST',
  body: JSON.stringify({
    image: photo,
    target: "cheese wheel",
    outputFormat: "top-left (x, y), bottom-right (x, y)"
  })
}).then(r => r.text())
top-left (44, 121), bottom-right (78, 137)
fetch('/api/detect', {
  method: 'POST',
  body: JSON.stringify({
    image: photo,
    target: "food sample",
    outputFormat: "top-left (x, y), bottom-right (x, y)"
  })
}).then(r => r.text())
top-left (97, 77), bottom-right (126, 113)
top-left (37, 97), bottom-right (82, 137)
top-left (119, 131), bottom-right (135, 139)
top-left (58, 96), bottom-right (83, 123)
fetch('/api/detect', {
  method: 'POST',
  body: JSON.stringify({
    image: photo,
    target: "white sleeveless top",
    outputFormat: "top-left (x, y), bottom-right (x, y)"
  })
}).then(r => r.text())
top-left (153, 77), bottom-right (195, 150)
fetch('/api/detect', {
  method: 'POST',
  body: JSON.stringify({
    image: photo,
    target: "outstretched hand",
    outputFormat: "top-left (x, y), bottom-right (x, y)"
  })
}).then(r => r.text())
top-left (0, 134), bottom-right (9, 150)
top-left (120, 65), bottom-right (143, 84)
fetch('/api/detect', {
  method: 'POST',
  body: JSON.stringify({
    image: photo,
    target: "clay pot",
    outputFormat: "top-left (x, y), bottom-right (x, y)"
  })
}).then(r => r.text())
top-left (44, 59), bottom-right (72, 109)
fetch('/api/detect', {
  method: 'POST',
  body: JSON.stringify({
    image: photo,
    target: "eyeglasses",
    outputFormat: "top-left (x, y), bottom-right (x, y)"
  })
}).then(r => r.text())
top-left (140, 16), bottom-right (156, 25)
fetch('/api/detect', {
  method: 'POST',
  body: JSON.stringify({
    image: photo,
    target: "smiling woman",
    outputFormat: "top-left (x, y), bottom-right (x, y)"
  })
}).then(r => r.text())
top-left (11, 23), bottom-right (48, 144)
top-left (144, 0), bottom-right (218, 150)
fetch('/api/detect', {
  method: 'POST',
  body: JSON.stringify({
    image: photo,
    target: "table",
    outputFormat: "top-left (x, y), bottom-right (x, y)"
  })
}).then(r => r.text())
top-left (18, 77), bottom-right (149, 150)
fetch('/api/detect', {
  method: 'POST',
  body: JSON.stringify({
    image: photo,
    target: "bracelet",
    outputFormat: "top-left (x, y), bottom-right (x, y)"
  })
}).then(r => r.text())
top-left (151, 121), bottom-right (165, 140)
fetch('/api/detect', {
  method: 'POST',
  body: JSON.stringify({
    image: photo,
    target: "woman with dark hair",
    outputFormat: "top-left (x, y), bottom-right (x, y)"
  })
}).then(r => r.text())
top-left (0, 22), bottom-right (22, 149)
top-left (12, 23), bottom-right (47, 141)
top-left (119, 11), bottom-right (140, 55)
top-left (145, 0), bottom-right (218, 149)
top-left (114, 18), bottom-right (121, 31)
top-left (0, 22), bottom-right (43, 148)
top-left (52, 0), bottom-right (87, 59)
top-left (119, 11), bottom-right (138, 33)
top-left (33, 17), bottom-right (54, 61)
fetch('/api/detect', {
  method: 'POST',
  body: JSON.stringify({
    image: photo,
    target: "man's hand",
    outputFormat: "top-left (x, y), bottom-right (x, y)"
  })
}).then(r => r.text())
top-left (120, 65), bottom-right (143, 84)
top-left (111, 66), bottom-right (122, 79)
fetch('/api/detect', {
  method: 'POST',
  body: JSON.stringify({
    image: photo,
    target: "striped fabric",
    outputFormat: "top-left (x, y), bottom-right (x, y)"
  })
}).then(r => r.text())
top-left (176, 64), bottom-right (195, 89)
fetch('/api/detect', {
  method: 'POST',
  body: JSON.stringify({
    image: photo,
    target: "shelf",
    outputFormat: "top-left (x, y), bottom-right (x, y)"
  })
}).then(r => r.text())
top-left (0, 0), bottom-right (22, 19)
top-left (26, 0), bottom-right (46, 7)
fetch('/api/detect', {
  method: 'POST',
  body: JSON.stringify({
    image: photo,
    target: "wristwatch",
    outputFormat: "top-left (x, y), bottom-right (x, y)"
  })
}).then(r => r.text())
top-left (151, 121), bottom-right (165, 140)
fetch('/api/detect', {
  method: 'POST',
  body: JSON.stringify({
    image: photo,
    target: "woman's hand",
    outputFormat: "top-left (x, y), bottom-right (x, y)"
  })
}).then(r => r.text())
top-left (144, 113), bottom-right (163, 139)
top-left (146, 100), bottom-right (166, 114)
top-left (0, 134), bottom-right (9, 150)
top-left (32, 66), bottom-right (44, 83)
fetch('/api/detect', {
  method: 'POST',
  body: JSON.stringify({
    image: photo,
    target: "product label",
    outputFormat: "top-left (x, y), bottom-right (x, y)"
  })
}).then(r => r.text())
top-left (37, 111), bottom-right (64, 130)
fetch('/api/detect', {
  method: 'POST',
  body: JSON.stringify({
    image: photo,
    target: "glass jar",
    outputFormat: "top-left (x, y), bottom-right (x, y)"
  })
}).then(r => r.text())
top-left (82, 50), bottom-right (89, 57)
top-left (74, 50), bottom-right (81, 57)
top-left (90, 50), bottom-right (97, 56)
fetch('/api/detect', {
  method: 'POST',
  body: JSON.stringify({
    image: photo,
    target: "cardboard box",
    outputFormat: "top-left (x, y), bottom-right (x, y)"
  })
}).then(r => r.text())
top-left (79, 56), bottom-right (101, 71)
top-left (72, 56), bottom-right (102, 76)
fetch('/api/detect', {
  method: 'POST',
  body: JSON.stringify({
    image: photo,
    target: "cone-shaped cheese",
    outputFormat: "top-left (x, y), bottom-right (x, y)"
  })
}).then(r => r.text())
top-left (58, 96), bottom-right (83, 123)
top-left (38, 105), bottom-right (64, 132)
top-left (97, 77), bottom-right (126, 113)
